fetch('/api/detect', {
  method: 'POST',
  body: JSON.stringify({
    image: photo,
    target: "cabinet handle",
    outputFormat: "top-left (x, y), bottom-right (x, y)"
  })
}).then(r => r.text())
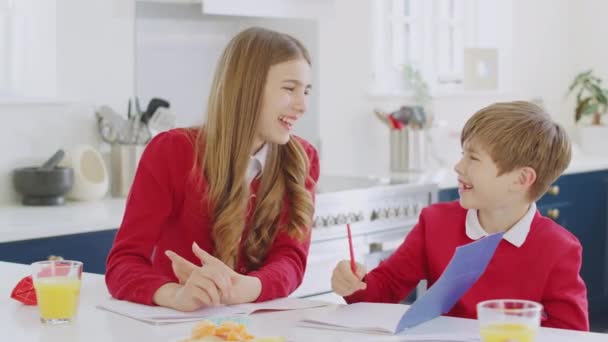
top-left (47, 255), bottom-right (64, 261)
top-left (547, 208), bottom-right (560, 220)
top-left (369, 242), bottom-right (383, 253)
top-left (547, 185), bottom-right (560, 196)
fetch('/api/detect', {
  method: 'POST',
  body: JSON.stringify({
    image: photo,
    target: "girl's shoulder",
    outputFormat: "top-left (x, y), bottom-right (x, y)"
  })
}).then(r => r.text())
top-left (290, 135), bottom-right (320, 183)
top-left (142, 128), bottom-right (199, 178)
top-left (146, 128), bottom-right (198, 156)
top-left (291, 135), bottom-right (318, 161)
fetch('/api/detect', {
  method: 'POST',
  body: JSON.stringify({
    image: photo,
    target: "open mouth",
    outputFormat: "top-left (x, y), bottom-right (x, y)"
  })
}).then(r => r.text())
top-left (279, 115), bottom-right (295, 130)
top-left (458, 179), bottom-right (474, 191)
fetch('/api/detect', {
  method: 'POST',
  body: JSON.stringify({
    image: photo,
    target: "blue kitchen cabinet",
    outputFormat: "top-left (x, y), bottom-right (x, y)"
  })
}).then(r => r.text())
top-left (536, 170), bottom-right (608, 314)
top-left (438, 169), bottom-right (608, 315)
top-left (438, 187), bottom-right (459, 202)
top-left (0, 229), bottom-right (117, 274)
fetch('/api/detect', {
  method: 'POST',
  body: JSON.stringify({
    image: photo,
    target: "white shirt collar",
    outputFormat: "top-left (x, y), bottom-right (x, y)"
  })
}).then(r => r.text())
top-left (245, 143), bottom-right (269, 184)
top-left (465, 202), bottom-right (536, 248)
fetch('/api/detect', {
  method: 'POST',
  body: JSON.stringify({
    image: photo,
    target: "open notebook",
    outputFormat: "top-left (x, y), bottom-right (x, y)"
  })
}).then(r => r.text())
top-left (300, 303), bottom-right (477, 342)
top-left (97, 297), bottom-right (329, 325)
top-left (300, 302), bottom-right (409, 334)
top-left (300, 232), bottom-right (504, 334)
top-left (340, 332), bottom-right (480, 342)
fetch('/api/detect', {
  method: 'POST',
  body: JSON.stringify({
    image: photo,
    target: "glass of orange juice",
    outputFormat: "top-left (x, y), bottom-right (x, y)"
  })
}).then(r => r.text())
top-left (31, 260), bottom-right (83, 324)
top-left (477, 299), bottom-right (542, 342)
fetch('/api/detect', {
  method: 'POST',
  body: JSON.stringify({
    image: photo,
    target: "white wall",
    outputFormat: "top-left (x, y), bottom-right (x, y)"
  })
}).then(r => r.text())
top-left (317, 0), bottom-right (581, 177)
top-left (0, 0), bottom-right (134, 205)
top-left (570, 0), bottom-right (608, 93)
top-left (135, 4), bottom-right (238, 128)
top-left (55, 0), bottom-right (135, 109)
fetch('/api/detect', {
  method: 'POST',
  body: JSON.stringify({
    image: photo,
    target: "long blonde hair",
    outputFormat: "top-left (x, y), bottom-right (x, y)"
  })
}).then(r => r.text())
top-left (196, 27), bottom-right (314, 269)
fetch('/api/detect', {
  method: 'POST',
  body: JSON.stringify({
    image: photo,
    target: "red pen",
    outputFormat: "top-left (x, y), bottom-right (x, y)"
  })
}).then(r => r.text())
top-left (347, 223), bottom-right (356, 274)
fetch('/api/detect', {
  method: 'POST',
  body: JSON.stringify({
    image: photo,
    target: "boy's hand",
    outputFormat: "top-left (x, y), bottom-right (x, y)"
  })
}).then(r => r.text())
top-left (331, 260), bottom-right (367, 297)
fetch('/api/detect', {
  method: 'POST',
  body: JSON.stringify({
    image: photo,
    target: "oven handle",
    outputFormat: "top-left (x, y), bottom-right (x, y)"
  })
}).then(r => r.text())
top-left (368, 239), bottom-right (403, 253)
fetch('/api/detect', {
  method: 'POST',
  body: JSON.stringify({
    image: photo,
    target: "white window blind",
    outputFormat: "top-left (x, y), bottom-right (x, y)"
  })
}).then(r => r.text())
top-left (371, 0), bottom-right (509, 96)
top-left (433, 0), bottom-right (466, 84)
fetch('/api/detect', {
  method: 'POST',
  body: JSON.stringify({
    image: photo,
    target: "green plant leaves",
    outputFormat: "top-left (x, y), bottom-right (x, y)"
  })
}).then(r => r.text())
top-left (568, 70), bottom-right (608, 122)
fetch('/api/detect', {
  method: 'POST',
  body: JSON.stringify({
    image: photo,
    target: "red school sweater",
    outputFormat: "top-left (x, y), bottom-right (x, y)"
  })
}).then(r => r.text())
top-left (105, 128), bottom-right (320, 305)
top-left (345, 201), bottom-right (589, 331)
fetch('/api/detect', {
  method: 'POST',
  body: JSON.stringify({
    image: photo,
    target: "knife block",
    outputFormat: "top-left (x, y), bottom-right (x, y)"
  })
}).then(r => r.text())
top-left (111, 144), bottom-right (144, 197)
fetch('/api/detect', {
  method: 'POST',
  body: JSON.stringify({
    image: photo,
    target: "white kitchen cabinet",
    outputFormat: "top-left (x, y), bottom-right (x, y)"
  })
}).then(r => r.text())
top-left (136, 0), bottom-right (199, 3)
top-left (0, 0), bottom-right (57, 103)
top-left (1, 0), bottom-right (134, 108)
top-left (137, 0), bottom-right (333, 20)
top-left (202, 0), bottom-right (333, 19)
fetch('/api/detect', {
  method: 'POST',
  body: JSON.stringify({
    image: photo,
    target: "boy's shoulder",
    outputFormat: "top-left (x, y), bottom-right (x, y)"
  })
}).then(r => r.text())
top-left (529, 213), bottom-right (582, 250)
top-left (419, 200), bottom-right (468, 231)
top-left (423, 200), bottom-right (467, 218)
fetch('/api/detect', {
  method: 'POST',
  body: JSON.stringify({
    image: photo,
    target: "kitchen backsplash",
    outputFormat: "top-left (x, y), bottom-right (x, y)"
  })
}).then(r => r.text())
top-left (0, 103), bottom-right (102, 205)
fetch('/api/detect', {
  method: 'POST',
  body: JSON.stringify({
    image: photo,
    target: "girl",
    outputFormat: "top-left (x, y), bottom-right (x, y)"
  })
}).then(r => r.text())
top-left (105, 27), bottom-right (319, 312)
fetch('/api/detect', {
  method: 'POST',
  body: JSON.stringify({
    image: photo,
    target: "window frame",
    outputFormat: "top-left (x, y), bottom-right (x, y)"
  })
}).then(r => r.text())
top-left (370, 0), bottom-right (508, 97)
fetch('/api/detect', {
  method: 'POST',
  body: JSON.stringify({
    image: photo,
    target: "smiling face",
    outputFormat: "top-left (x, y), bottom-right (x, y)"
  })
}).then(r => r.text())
top-left (454, 139), bottom-right (524, 210)
top-left (254, 58), bottom-right (311, 149)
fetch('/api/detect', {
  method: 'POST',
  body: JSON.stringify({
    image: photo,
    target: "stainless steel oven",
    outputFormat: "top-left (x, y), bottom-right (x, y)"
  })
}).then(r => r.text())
top-left (291, 176), bottom-right (437, 303)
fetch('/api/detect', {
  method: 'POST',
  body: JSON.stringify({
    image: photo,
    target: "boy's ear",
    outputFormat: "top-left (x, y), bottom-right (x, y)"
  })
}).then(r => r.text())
top-left (512, 166), bottom-right (537, 191)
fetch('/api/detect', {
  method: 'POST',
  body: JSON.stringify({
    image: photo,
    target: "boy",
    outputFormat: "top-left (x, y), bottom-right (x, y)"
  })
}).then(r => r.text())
top-left (331, 101), bottom-right (589, 331)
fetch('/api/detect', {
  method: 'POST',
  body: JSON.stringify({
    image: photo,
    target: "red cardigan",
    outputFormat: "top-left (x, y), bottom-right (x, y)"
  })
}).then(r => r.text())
top-left (105, 128), bottom-right (319, 305)
top-left (346, 201), bottom-right (589, 331)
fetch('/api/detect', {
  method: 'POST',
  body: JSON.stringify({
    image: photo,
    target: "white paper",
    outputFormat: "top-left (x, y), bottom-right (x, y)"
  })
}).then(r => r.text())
top-left (299, 303), bottom-right (410, 334)
top-left (97, 297), bottom-right (329, 325)
top-left (237, 297), bottom-right (329, 313)
top-left (341, 333), bottom-right (479, 341)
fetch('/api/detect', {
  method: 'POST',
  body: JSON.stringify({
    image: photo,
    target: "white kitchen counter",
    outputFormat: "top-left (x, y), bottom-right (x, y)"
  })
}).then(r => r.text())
top-left (2, 154), bottom-right (608, 244)
top-left (0, 198), bottom-right (125, 243)
top-left (1, 261), bottom-right (605, 342)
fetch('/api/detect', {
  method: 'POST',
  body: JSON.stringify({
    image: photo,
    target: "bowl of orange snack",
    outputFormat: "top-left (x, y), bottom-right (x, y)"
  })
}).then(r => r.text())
top-left (181, 320), bottom-right (286, 342)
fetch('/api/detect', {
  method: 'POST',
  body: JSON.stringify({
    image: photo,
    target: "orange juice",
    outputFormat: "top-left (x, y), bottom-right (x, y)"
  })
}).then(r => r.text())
top-left (480, 323), bottom-right (536, 342)
top-left (34, 276), bottom-right (81, 320)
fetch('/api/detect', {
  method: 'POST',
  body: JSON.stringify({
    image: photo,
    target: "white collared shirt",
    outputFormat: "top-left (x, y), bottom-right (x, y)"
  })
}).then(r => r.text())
top-left (245, 144), bottom-right (269, 184)
top-left (465, 202), bottom-right (537, 248)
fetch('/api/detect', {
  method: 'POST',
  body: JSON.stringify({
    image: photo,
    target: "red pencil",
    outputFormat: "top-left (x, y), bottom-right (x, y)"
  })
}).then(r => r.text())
top-left (347, 223), bottom-right (356, 274)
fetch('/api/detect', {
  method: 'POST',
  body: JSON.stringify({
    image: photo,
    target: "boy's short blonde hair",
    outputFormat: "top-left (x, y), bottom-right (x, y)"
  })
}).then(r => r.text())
top-left (461, 101), bottom-right (571, 201)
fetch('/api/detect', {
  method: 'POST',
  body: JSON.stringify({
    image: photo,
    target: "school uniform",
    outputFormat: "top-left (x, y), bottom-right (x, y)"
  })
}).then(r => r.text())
top-left (345, 201), bottom-right (589, 331)
top-left (105, 128), bottom-right (319, 304)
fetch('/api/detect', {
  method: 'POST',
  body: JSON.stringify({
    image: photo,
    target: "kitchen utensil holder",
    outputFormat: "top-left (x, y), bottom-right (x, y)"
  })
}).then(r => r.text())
top-left (111, 144), bottom-right (144, 197)
top-left (390, 128), bottom-right (428, 172)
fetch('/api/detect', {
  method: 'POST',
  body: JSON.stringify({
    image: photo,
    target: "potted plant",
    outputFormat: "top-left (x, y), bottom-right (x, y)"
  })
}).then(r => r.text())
top-left (567, 70), bottom-right (608, 125)
top-left (567, 70), bottom-right (608, 156)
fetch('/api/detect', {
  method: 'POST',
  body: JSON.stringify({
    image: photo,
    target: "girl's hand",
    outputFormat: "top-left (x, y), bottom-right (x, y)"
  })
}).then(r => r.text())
top-left (165, 242), bottom-right (239, 304)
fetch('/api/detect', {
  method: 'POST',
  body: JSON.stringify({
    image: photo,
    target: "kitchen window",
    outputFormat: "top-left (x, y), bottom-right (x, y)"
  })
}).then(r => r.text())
top-left (433, 0), bottom-right (466, 85)
top-left (371, 0), bottom-right (511, 96)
